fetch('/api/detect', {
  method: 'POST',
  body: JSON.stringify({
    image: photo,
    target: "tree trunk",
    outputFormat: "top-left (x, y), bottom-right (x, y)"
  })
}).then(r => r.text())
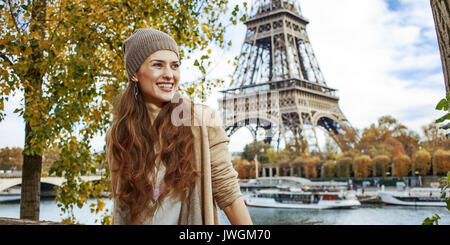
top-left (20, 0), bottom-right (46, 221)
top-left (20, 136), bottom-right (42, 220)
top-left (430, 0), bottom-right (450, 92)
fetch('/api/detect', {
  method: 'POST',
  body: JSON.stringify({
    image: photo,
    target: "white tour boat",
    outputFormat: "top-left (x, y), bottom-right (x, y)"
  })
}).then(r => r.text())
top-left (378, 188), bottom-right (448, 207)
top-left (0, 193), bottom-right (21, 202)
top-left (244, 188), bottom-right (361, 209)
top-left (0, 186), bottom-right (21, 202)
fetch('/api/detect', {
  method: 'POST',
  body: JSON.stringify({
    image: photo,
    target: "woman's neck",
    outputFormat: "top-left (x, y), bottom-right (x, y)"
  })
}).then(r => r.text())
top-left (145, 101), bottom-right (162, 124)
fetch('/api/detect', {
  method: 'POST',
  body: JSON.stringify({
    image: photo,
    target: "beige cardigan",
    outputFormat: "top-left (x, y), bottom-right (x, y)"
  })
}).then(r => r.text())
top-left (106, 98), bottom-right (242, 225)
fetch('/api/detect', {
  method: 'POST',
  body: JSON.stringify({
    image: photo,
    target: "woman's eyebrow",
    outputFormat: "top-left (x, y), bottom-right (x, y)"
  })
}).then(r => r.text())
top-left (149, 59), bottom-right (179, 63)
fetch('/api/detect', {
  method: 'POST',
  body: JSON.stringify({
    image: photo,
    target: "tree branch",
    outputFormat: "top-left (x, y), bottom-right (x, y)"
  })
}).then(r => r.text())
top-left (49, 0), bottom-right (64, 43)
top-left (7, 0), bottom-right (22, 35)
top-left (0, 52), bottom-right (14, 66)
top-left (194, 0), bottom-right (207, 16)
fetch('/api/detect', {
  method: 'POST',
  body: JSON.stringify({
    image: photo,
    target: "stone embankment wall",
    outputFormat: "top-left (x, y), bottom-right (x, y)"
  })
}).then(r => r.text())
top-left (0, 217), bottom-right (66, 225)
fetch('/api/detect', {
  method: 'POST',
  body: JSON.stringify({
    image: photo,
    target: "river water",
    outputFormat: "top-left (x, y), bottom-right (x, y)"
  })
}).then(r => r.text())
top-left (0, 198), bottom-right (449, 225)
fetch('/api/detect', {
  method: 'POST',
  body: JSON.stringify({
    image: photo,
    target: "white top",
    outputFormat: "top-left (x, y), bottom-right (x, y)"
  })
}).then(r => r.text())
top-left (146, 162), bottom-right (182, 225)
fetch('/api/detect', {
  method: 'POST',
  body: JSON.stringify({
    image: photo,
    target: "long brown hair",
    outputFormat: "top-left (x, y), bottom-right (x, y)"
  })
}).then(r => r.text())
top-left (107, 83), bottom-right (199, 224)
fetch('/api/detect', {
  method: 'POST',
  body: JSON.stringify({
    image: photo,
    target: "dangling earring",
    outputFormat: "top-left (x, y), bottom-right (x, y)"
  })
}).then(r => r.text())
top-left (134, 82), bottom-right (139, 100)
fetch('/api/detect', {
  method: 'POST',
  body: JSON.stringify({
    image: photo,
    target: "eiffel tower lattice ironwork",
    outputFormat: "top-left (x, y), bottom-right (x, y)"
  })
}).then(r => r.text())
top-left (218, 0), bottom-right (352, 152)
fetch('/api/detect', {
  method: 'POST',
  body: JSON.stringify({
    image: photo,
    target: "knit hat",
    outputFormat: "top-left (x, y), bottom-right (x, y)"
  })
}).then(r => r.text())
top-left (123, 28), bottom-right (179, 81)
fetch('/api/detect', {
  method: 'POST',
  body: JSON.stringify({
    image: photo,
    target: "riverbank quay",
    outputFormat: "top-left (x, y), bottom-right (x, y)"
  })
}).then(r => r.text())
top-left (355, 186), bottom-right (387, 205)
top-left (0, 217), bottom-right (66, 225)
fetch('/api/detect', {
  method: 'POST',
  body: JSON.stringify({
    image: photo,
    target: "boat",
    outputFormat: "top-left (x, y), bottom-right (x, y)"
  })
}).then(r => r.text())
top-left (244, 188), bottom-right (361, 209)
top-left (240, 177), bottom-right (348, 193)
top-left (378, 188), bottom-right (448, 207)
top-left (0, 186), bottom-right (21, 203)
top-left (0, 193), bottom-right (21, 202)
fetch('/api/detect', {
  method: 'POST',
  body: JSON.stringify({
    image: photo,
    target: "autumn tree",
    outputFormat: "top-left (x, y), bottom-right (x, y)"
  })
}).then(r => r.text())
top-left (323, 137), bottom-right (339, 155)
top-left (42, 147), bottom-right (61, 172)
top-left (372, 155), bottom-right (390, 177)
top-left (412, 149), bottom-right (432, 176)
top-left (232, 158), bottom-right (250, 179)
top-left (385, 136), bottom-right (406, 158)
top-left (292, 155), bottom-right (304, 177)
top-left (353, 155), bottom-right (372, 179)
top-left (249, 160), bottom-right (262, 179)
top-left (0, 0), bottom-right (247, 222)
top-left (358, 124), bottom-right (386, 153)
top-left (241, 141), bottom-right (271, 164)
top-left (357, 116), bottom-right (419, 160)
top-left (0, 147), bottom-right (23, 170)
top-left (321, 138), bottom-right (339, 161)
top-left (393, 154), bottom-right (411, 177)
top-left (266, 148), bottom-right (279, 163)
top-left (421, 123), bottom-right (448, 153)
top-left (380, 116), bottom-right (419, 157)
top-left (336, 156), bottom-right (352, 178)
top-left (275, 144), bottom-right (297, 176)
top-left (303, 156), bottom-right (320, 179)
top-left (327, 124), bottom-right (359, 152)
top-left (321, 160), bottom-right (336, 179)
top-left (432, 149), bottom-right (450, 176)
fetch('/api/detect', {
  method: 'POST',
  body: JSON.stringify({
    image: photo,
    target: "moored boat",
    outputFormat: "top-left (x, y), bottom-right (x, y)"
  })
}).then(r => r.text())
top-left (0, 193), bottom-right (21, 202)
top-left (0, 187), bottom-right (21, 202)
top-left (378, 188), bottom-right (448, 207)
top-left (244, 188), bottom-right (361, 209)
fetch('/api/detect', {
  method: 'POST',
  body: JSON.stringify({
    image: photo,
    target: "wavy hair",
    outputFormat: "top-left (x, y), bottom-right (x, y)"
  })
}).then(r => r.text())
top-left (107, 83), bottom-right (199, 224)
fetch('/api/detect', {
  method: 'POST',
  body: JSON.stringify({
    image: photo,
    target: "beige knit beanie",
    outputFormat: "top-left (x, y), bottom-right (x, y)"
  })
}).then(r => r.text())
top-left (123, 28), bottom-right (179, 81)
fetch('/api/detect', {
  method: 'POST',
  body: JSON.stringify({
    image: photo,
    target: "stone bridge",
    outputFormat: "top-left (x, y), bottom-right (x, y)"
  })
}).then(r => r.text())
top-left (0, 176), bottom-right (103, 193)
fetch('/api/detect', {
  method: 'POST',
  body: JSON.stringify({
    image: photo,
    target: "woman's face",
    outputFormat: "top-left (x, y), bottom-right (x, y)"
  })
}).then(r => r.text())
top-left (132, 50), bottom-right (180, 106)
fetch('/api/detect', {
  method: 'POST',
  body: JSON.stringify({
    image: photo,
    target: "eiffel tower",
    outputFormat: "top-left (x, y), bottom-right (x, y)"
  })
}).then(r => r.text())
top-left (218, 0), bottom-right (352, 152)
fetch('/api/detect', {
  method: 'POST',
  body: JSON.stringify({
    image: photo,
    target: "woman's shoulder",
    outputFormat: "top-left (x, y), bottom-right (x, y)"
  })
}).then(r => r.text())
top-left (192, 103), bottom-right (224, 128)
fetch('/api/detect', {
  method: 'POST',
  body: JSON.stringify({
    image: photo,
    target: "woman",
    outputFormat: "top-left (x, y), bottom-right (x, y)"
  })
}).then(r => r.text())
top-left (106, 28), bottom-right (253, 225)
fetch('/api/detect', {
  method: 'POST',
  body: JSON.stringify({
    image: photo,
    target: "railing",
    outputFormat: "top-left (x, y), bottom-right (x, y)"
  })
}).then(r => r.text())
top-left (220, 79), bottom-right (339, 98)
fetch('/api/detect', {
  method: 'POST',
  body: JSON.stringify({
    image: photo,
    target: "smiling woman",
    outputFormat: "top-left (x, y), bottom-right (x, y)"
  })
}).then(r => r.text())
top-left (131, 50), bottom-right (181, 106)
top-left (106, 29), bottom-right (252, 225)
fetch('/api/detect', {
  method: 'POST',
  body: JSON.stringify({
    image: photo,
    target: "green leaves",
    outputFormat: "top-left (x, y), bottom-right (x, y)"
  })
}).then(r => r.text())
top-left (422, 214), bottom-right (441, 225)
top-left (439, 172), bottom-right (450, 210)
top-left (422, 171), bottom-right (449, 225)
top-left (436, 98), bottom-right (448, 111)
top-left (436, 92), bottom-right (450, 124)
top-left (436, 114), bottom-right (450, 124)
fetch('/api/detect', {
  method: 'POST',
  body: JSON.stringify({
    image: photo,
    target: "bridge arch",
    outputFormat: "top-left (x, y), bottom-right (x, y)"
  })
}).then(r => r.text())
top-left (0, 176), bottom-right (103, 193)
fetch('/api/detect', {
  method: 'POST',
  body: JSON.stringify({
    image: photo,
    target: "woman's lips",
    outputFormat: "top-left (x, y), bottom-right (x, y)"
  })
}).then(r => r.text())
top-left (156, 83), bottom-right (174, 92)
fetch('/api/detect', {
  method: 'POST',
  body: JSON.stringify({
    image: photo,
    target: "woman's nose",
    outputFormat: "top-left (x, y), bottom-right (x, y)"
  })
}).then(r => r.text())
top-left (162, 65), bottom-right (174, 79)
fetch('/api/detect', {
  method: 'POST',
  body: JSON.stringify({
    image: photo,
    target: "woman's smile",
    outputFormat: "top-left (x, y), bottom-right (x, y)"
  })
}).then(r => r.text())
top-left (156, 82), bottom-right (175, 92)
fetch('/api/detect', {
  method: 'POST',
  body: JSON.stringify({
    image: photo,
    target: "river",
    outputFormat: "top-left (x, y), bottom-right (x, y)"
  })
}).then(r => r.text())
top-left (0, 198), bottom-right (448, 225)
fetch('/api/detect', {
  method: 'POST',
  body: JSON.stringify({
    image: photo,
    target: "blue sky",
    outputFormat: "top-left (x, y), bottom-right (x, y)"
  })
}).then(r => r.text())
top-left (221, 0), bottom-right (446, 151)
top-left (385, 0), bottom-right (402, 11)
top-left (0, 0), bottom-right (446, 153)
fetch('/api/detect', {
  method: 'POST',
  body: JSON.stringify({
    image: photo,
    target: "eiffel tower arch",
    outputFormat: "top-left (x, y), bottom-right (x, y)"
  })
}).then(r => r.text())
top-left (218, 0), bottom-right (353, 152)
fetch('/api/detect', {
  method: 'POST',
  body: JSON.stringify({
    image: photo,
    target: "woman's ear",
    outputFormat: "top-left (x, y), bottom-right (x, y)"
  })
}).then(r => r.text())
top-left (131, 74), bottom-right (138, 82)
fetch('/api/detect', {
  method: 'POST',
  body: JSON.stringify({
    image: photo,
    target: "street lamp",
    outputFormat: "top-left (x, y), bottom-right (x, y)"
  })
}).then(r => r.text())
top-left (254, 148), bottom-right (264, 179)
top-left (254, 154), bottom-right (258, 179)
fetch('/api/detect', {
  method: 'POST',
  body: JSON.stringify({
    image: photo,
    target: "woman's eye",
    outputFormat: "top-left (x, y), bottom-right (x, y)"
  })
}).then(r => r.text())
top-left (153, 63), bottom-right (162, 67)
top-left (172, 64), bottom-right (179, 69)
